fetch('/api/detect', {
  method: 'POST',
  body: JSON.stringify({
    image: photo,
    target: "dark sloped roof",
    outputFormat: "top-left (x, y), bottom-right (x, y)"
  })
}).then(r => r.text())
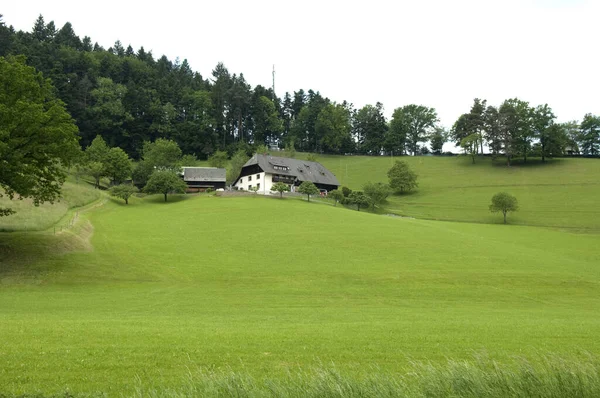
top-left (240, 154), bottom-right (340, 186)
top-left (183, 167), bottom-right (226, 182)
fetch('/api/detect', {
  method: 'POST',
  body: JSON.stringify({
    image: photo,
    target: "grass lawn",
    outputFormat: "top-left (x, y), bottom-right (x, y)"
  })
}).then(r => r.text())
top-left (1, 195), bottom-right (599, 395)
top-left (0, 178), bottom-right (101, 232)
top-left (309, 155), bottom-right (600, 230)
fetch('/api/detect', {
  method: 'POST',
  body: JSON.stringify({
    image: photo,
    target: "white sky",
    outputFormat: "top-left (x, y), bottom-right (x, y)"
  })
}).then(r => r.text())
top-left (3, 0), bottom-right (599, 128)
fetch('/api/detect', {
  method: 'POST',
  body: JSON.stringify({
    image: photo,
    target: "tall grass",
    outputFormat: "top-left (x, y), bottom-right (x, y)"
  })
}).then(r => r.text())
top-left (0, 181), bottom-right (100, 232)
top-left (130, 355), bottom-right (600, 398)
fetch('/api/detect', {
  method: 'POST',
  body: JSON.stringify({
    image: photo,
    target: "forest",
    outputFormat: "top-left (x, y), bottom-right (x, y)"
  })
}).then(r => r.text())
top-left (1, 14), bottom-right (598, 161)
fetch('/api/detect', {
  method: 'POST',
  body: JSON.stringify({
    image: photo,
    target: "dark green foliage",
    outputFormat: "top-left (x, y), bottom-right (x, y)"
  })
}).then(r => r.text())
top-left (0, 56), bottom-right (80, 216)
top-left (103, 147), bottom-right (131, 184)
top-left (354, 103), bottom-right (387, 155)
top-left (579, 113), bottom-right (600, 156)
top-left (460, 134), bottom-right (479, 164)
top-left (341, 186), bottom-right (352, 197)
top-left (388, 161), bottom-right (418, 193)
top-left (298, 181), bottom-right (319, 202)
top-left (270, 181), bottom-right (290, 198)
top-left (347, 191), bottom-right (370, 211)
top-left (227, 149), bottom-right (250, 185)
top-left (363, 182), bottom-right (391, 209)
top-left (430, 127), bottom-right (447, 155)
top-left (328, 189), bottom-right (344, 206)
top-left (143, 170), bottom-right (187, 202)
top-left (108, 184), bottom-right (138, 204)
top-left (389, 105), bottom-right (438, 156)
top-left (489, 192), bottom-right (519, 224)
top-left (208, 150), bottom-right (228, 168)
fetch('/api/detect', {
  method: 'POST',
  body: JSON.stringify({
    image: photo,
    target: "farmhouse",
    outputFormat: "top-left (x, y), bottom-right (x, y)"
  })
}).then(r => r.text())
top-left (233, 154), bottom-right (340, 194)
top-left (181, 167), bottom-right (226, 192)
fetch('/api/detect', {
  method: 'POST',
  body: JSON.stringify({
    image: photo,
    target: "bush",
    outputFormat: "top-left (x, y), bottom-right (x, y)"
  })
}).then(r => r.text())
top-left (206, 188), bottom-right (215, 194)
top-left (341, 186), bottom-right (352, 197)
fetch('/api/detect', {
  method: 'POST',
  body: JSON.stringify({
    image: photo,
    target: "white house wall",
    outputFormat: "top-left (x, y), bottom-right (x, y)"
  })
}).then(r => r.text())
top-left (235, 172), bottom-right (276, 195)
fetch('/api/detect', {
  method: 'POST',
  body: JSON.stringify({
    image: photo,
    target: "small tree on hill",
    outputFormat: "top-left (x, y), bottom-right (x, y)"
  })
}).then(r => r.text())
top-left (328, 189), bottom-right (344, 206)
top-left (306, 153), bottom-right (317, 162)
top-left (208, 150), bottom-right (228, 168)
top-left (460, 133), bottom-right (479, 164)
top-left (270, 182), bottom-right (290, 198)
top-left (87, 161), bottom-right (104, 189)
top-left (388, 161), bottom-right (418, 193)
top-left (341, 186), bottom-right (352, 197)
top-left (103, 147), bottom-right (132, 185)
top-left (143, 170), bottom-right (187, 202)
top-left (363, 182), bottom-right (392, 209)
top-left (298, 181), bottom-right (319, 202)
top-left (489, 192), bottom-right (519, 224)
top-left (348, 191), bottom-right (370, 211)
top-left (109, 184), bottom-right (138, 204)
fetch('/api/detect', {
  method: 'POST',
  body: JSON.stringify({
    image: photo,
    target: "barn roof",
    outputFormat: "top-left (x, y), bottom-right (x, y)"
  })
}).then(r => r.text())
top-left (183, 167), bottom-right (226, 182)
top-left (239, 154), bottom-right (340, 187)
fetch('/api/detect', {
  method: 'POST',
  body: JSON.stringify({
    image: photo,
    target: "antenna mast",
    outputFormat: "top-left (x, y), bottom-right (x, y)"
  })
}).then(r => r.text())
top-left (272, 64), bottom-right (275, 97)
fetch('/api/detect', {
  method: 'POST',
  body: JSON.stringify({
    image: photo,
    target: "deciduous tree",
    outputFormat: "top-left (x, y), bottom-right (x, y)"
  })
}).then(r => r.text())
top-left (270, 181), bottom-right (290, 198)
top-left (298, 181), bottom-right (319, 202)
top-left (328, 189), bottom-right (344, 206)
top-left (0, 56), bottom-right (80, 216)
top-left (363, 182), bottom-right (391, 209)
top-left (108, 184), bottom-right (138, 204)
top-left (348, 191), bottom-right (370, 211)
top-left (143, 170), bottom-right (187, 202)
top-left (460, 134), bottom-right (479, 164)
top-left (489, 192), bottom-right (519, 224)
top-left (387, 161), bottom-right (418, 193)
top-left (579, 113), bottom-right (600, 156)
top-left (208, 150), bottom-right (228, 168)
top-left (103, 147), bottom-right (132, 185)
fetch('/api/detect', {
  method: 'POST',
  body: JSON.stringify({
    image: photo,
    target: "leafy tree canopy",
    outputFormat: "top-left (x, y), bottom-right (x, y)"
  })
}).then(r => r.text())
top-left (387, 161), bottom-right (418, 193)
top-left (489, 192), bottom-right (519, 224)
top-left (0, 56), bottom-right (80, 216)
top-left (108, 184), bottom-right (138, 204)
top-left (363, 182), bottom-right (392, 208)
top-left (270, 181), bottom-right (290, 198)
top-left (298, 181), bottom-right (319, 202)
top-left (348, 191), bottom-right (370, 211)
top-left (328, 189), bottom-right (344, 206)
top-left (143, 170), bottom-right (187, 202)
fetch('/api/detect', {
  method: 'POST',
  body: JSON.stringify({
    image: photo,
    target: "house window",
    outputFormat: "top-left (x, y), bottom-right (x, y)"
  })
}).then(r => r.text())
top-left (256, 174), bottom-right (260, 179)
top-left (248, 175), bottom-right (252, 181)
top-left (240, 178), bottom-right (243, 184)
top-left (248, 185), bottom-right (252, 190)
top-left (257, 183), bottom-right (260, 190)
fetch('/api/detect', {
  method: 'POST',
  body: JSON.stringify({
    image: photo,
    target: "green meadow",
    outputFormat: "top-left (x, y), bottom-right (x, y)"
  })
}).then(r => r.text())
top-left (1, 156), bottom-right (600, 396)
top-left (313, 155), bottom-right (600, 230)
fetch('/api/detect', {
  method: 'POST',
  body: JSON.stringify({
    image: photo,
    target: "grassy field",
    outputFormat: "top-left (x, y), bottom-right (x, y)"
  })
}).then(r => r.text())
top-left (0, 178), bottom-right (101, 232)
top-left (304, 155), bottom-right (600, 230)
top-left (1, 194), bottom-right (600, 395)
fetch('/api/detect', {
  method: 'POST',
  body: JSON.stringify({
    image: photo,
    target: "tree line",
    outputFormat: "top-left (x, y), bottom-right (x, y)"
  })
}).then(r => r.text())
top-left (2, 14), bottom-right (596, 162)
top-left (452, 98), bottom-right (600, 166)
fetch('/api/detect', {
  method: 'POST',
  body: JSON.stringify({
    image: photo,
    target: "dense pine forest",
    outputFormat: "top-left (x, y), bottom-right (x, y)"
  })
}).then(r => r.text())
top-left (1, 14), bottom-right (599, 161)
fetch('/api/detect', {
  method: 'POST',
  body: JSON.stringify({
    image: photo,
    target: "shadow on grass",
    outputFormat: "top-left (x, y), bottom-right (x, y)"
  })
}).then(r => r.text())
top-left (145, 194), bottom-right (193, 204)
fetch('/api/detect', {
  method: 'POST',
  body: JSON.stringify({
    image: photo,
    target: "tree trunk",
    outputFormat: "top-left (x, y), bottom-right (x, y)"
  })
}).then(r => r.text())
top-left (164, 193), bottom-right (168, 202)
top-left (125, 198), bottom-right (128, 204)
top-left (503, 211), bottom-right (507, 224)
top-left (357, 205), bottom-right (360, 211)
top-left (280, 192), bottom-right (283, 198)
top-left (307, 195), bottom-right (310, 202)
top-left (472, 155), bottom-right (475, 164)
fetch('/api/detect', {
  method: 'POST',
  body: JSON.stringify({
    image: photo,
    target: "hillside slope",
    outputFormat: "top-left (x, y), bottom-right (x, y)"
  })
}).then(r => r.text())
top-left (310, 155), bottom-right (600, 229)
top-left (1, 195), bottom-right (599, 394)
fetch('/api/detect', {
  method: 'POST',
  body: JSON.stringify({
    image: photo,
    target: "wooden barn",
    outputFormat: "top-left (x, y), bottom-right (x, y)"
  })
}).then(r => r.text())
top-left (182, 167), bottom-right (226, 192)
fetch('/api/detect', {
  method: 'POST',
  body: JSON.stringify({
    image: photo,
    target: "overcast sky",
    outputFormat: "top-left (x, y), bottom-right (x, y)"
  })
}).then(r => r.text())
top-left (3, 0), bottom-right (599, 128)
